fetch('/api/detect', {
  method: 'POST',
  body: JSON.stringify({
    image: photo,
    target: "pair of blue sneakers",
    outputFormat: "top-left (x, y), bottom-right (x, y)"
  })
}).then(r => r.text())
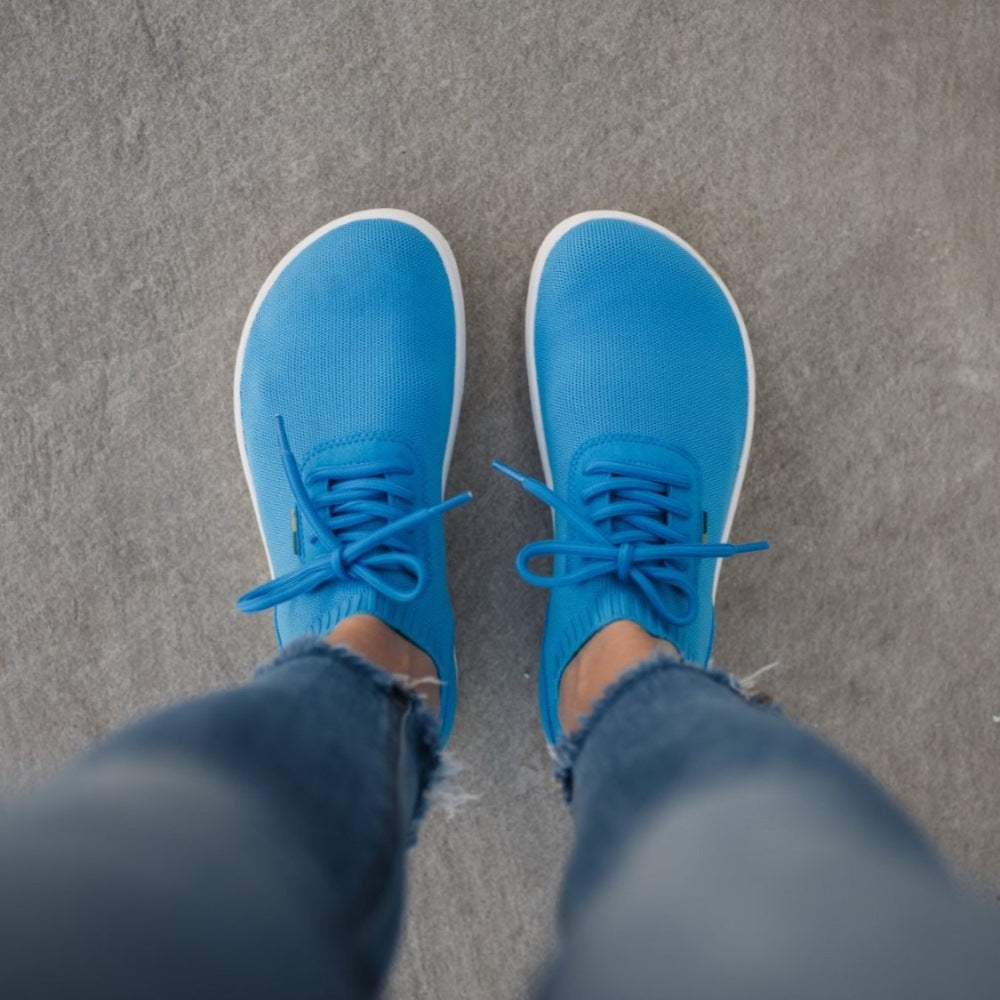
top-left (235, 209), bottom-right (766, 747)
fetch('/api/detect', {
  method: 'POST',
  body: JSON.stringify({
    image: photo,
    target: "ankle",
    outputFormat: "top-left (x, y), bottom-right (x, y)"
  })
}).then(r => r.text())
top-left (324, 614), bottom-right (440, 718)
top-left (558, 620), bottom-right (678, 736)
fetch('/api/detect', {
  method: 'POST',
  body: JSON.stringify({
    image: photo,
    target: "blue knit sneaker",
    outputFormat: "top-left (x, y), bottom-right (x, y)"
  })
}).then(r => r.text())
top-left (495, 211), bottom-right (768, 746)
top-left (235, 209), bottom-right (469, 744)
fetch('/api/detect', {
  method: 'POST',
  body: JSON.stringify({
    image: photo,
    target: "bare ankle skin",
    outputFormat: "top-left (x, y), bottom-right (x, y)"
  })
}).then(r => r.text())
top-left (324, 614), bottom-right (440, 719)
top-left (558, 620), bottom-right (678, 736)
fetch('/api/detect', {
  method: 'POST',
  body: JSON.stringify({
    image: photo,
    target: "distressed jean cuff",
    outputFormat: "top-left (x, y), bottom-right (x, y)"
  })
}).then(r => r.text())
top-left (553, 655), bottom-right (775, 804)
top-left (255, 636), bottom-right (445, 843)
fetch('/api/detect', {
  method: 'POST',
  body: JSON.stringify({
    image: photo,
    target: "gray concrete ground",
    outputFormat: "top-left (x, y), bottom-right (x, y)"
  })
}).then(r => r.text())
top-left (2, 1), bottom-right (999, 996)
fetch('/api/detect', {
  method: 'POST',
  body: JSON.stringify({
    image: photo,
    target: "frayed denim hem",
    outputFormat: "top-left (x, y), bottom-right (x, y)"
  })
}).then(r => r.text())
top-left (553, 655), bottom-right (778, 804)
top-left (255, 636), bottom-right (445, 845)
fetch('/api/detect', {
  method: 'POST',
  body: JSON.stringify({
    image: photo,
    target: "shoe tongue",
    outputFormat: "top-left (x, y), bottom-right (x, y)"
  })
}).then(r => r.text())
top-left (301, 436), bottom-right (418, 474)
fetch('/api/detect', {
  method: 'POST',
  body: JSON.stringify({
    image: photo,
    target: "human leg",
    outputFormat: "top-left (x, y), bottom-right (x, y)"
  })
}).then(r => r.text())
top-left (539, 654), bottom-right (1000, 1000)
top-left (0, 208), bottom-right (470, 998)
top-left (0, 639), bottom-right (439, 1000)
top-left (500, 212), bottom-right (998, 997)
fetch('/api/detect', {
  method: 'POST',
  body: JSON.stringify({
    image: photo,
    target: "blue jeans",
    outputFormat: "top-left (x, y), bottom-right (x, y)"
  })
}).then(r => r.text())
top-left (0, 640), bottom-right (996, 998)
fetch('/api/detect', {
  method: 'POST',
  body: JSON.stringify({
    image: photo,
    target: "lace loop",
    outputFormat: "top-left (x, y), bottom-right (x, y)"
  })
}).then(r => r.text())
top-left (327, 547), bottom-right (348, 580)
top-left (615, 542), bottom-right (635, 581)
top-left (493, 459), bottom-right (767, 628)
top-left (238, 416), bottom-right (471, 614)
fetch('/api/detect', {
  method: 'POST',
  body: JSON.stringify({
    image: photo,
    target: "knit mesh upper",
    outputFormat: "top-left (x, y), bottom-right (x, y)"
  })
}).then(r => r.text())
top-left (237, 215), bottom-right (461, 738)
top-left (531, 216), bottom-right (753, 743)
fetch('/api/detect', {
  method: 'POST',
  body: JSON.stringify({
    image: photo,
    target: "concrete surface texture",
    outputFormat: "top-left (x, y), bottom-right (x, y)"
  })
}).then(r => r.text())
top-left (1, 0), bottom-right (998, 996)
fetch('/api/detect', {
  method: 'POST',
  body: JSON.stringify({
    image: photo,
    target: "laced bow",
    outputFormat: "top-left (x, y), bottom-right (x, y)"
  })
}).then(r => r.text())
top-left (493, 459), bottom-right (767, 626)
top-left (238, 417), bottom-right (471, 613)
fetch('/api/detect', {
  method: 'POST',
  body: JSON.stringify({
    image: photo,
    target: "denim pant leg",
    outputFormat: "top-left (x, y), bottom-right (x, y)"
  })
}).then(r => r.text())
top-left (540, 656), bottom-right (1000, 1000)
top-left (0, 639), bottom-right (440, 1000)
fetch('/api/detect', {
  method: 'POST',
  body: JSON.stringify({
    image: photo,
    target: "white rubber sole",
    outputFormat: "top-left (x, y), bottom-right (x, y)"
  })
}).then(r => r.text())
top-left (233, 208), bottom-right (467, 577)
top-left (525, 210), bottom-right (756, 601)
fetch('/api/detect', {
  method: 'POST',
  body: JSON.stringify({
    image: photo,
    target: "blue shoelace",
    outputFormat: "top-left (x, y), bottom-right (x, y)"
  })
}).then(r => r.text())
top-left (493, 459), bottom-right (768, 626)
top-left (238, 416), bottom-right (472, 613)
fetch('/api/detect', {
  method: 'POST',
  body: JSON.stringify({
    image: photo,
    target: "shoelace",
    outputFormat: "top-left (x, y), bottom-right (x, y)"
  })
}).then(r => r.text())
top-left (493, 459), bottom-right (768, 626)
top-left (238, 416), bottom-right (472, 614)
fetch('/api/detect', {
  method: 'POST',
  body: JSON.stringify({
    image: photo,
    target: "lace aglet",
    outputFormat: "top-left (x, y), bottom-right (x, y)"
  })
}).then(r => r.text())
top-left (491, 460), bottom-right (601, 538)
top-left (386, 491), bottom-right (472, 535)
top-left (732, 539), bottom-right (770, 554)
top-left (491, 459), bottom-right (525, 484)
top-left (275, 414), bottom-right (293, 457)
top-left (436, 490), bottom-right (473, 515)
